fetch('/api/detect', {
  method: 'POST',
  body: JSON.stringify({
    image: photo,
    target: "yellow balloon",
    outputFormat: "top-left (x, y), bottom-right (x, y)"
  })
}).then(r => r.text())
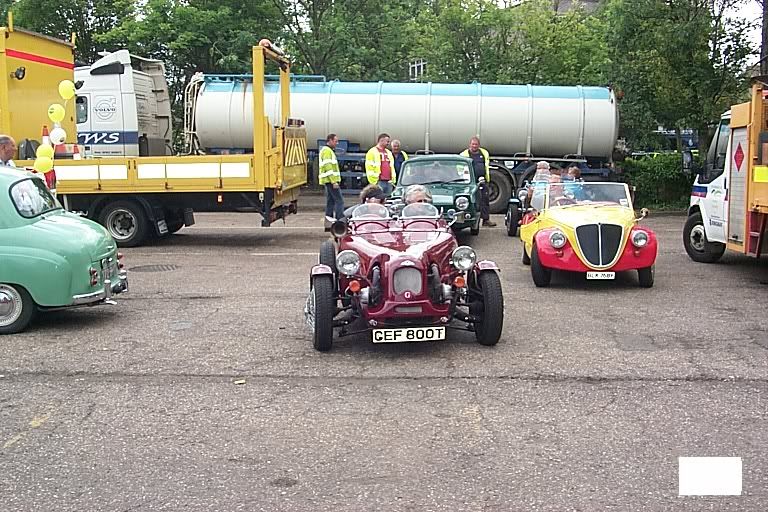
top-left (36, 143), bottom-right (54, 159)
top-left (58, 80), bottom-right (76, 100)
top-left (48, 103), bottom-right (65, 123)
top-left (33, 156), bottom-right (53, 173)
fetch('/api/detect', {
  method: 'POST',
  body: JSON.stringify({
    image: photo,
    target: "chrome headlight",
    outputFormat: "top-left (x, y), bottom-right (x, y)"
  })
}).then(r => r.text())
top-left (451, 246), bottom-right (476, 271)
top-left (336, 250), bottom-right (361, 275)
top-left (632, 230), bottom-right (649, 248)
top-left (549, 230), bottom-right (567, 249)
top-left (455, 196), bottom-right (469, 211)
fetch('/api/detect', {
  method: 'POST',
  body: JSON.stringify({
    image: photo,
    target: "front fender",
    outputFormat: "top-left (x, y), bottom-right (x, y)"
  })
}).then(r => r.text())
top-left (475, 260), bottom-right (499, 272)
top-left (310, 264), bottom-right (334, 277)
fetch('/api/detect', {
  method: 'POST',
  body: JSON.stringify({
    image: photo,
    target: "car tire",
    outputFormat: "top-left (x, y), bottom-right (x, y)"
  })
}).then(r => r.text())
top-left (637, 265), bottom-right (655, 288)
top-left (505, 205), bottom-right (519, 237)
top-left (98, 200), bottom-right (149, 248)
top-left (472, 271), bottom-right (504, 346)
top-left (470, 217), bottom-right (480, 236)
top-left (683, 212), bottom-right (725, 263)
top-left (530, 243), bottom-right (551, 287)
top-left (319, 239), bottom-right (337, 270)
top-left (0, 284), bottom-right (36, 335)
top-left (309, 275), bottom-right (335, 352)
top-left (522, 245), bottom-right (531, 265)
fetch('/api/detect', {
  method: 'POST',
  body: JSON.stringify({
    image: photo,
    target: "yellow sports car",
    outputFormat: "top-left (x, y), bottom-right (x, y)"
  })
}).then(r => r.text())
top-left (519, 181), bottom-right (657, 287)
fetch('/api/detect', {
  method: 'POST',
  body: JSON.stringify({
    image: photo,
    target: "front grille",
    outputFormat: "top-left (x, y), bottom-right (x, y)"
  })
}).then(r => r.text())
top-left (393, 267), bottom-right (422, 295)
top-left (575, 223), bottom-right (623, 267)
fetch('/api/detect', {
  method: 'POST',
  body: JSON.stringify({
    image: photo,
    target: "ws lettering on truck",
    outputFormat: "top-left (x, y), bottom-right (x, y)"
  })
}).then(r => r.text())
top-left (17, 42), bottom-right (307, 248)
top-left (683, 80), bottom-right (768, 263)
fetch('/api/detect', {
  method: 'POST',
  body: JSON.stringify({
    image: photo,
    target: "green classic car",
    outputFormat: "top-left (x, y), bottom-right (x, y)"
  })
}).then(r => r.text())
top-left (0, 167), bottom-right (128, 334)
top-left (392, 155), bottom-right (481, 235)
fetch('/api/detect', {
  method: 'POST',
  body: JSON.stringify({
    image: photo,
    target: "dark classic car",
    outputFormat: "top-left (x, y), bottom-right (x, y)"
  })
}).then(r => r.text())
top-left (391, 155), bottom-right (481, 234)
top-left (305, 202), bottom-right (504, 351)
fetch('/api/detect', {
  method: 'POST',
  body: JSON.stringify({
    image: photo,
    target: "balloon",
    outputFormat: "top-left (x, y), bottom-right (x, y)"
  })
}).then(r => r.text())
top-left (48, 103), bottom-right (65, 123)
top-left (33, 157), bottom-right (53, 173)
top-left (50, 127), bottom-right (67, 145)
top-left (36, 143), bottom-right (54, 159)
top-left (58, 80), bottom-right (76, 100)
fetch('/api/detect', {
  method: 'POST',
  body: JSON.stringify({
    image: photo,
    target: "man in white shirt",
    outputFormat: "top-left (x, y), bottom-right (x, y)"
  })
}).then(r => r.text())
top-left (0, 135), bottom-right (17, 167)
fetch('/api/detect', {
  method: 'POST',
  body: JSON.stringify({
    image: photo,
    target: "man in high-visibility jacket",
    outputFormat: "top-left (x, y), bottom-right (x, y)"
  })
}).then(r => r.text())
top-left (365, 133), bottom-right (396, 195)
top-left (461, 136), bottom-right (496, 227)
top-left (319, 133), bottom-right (345, 223)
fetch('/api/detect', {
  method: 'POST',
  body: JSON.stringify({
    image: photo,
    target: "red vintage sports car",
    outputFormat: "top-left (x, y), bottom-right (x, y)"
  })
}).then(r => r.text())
top-left (305, 202), bottom-right (504, 351)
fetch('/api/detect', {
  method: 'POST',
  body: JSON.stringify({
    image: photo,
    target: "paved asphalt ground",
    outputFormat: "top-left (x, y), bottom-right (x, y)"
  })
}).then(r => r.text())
top-left (2, 194), bottom-right (768, 511)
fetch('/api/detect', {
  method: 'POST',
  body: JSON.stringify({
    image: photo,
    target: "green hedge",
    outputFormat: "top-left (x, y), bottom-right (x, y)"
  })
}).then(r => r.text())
top-left (618, 153), bottom-right (693, 209)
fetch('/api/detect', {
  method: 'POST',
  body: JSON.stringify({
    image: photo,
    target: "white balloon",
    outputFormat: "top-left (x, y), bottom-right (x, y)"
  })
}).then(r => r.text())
top-left (50, 127), bottom-right (67, 145)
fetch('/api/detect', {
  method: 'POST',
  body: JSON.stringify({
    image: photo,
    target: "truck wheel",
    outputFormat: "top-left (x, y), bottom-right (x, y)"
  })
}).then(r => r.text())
top-left (488, 169), bottom-right (512, 214)
top-left (0, 284), bottom-right (36, 335)
top-left (471, 271), bottom-right (504, 346)
top-left (637, 266), bottom-right (655, 288)
top-left (309, 275), bottom-right (335, 352)
top-left (683, 212), bottom-right (725, 263)
top-left (530, 243), bottom-right (551, 287)
top-left (505, 204), bottom-right (519, 237)
top-left (98, 200), bottom-right (149, 247)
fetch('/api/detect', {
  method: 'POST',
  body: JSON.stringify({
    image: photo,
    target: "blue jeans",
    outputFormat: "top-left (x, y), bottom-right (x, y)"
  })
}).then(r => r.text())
top-left (325, 183), bottom-right (345, 219)
top-left (378, 181), bottom-right (393, 196)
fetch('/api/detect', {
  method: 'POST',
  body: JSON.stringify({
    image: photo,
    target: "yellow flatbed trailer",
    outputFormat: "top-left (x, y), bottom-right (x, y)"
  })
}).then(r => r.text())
top-left (17, 44), bottom-right (307, 247)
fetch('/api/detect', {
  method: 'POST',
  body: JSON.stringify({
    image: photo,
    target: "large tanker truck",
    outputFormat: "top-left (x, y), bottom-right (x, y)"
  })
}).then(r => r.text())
top-left (76, 51), bottom-right (621, 213)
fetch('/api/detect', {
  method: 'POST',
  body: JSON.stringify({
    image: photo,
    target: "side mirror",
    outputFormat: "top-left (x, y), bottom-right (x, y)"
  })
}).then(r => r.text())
top-left (517, 188), bottom-right (528, 202)
top-left (682, 151), bottom-right (693, 173)
top-left (637, 208), bottom-right (649, 221)
top-left (446, 208), bottom-right (458, 226)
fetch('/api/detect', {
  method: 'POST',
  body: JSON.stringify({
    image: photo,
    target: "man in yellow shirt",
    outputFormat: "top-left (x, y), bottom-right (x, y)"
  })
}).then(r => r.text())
top-left (461, 136), bottom-right (496, 227)
top-left (365, 133), bottom-right (396, 195)
top-left (318, 133), bottom-right (345, 223)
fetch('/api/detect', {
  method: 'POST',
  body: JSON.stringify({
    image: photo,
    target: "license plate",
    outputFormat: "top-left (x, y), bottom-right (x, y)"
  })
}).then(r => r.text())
top-left (372, 327), bottom-right (446, 343)
top-left (587, 271), bottom-right (615, 280)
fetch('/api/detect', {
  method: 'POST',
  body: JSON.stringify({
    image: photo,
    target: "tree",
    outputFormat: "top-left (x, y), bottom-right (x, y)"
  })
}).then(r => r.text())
top-left (10, 0), bottom-right (134, 63)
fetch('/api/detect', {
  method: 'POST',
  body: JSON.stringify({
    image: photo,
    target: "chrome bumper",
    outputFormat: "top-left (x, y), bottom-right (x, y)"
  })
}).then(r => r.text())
top-left (72, 270), bottom-right (129, 306)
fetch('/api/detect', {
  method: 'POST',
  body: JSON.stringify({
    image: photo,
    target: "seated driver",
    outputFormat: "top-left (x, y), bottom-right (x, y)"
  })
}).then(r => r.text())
top-left (343, 184), bottom-right (387, 219)
top-left (404, 184), bottom-right (433, 204)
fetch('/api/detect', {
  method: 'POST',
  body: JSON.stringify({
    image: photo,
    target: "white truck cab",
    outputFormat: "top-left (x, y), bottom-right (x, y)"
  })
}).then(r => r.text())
top-left (75, 50), bottom-right (173, 157)
top-left (683, 82), bottom-right (768, 262)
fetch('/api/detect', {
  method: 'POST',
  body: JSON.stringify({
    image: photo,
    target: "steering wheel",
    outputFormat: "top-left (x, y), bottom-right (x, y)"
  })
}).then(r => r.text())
top-left (553, 196), bottom-right (576, 206)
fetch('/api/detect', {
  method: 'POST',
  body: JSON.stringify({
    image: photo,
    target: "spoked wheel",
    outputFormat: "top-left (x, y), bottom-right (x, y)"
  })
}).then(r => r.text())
top-left (0, 284), bottom-right (36, 335)
top-left (471, 271), bottom-right (504, 346)
top-left (307, 275), bottom-right (335, 352)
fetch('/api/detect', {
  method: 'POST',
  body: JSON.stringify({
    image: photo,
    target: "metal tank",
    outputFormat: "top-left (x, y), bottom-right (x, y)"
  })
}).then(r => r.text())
top-left (192, 76), bottom-right (619, 159)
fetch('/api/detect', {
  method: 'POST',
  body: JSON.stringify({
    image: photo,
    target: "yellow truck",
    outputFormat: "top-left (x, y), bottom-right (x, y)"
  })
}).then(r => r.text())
top-left (683, 80), bottom-right (768, 261)
top-left (17, 43), bottom-right (307, 247)
top-left (0, 13), bottom-right (77, 155)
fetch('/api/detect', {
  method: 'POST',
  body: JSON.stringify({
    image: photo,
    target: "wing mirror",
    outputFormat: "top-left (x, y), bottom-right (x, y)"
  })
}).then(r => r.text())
top-left (446, 208), bottom-right (458, 226)
top-left (637, 208), bottom-right (649, 221)
top-left (517, 188), bottom-right (528, 202)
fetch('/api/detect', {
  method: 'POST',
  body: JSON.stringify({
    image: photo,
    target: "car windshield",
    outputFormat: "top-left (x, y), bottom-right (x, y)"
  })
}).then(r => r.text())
top-left (399, 161), bottom-right (472, 186)
top-left (9, 178), bottom-right (61, 218)
top-left (545, 182), bottom-right (631, 209)
top-left (401, 202), bottom-right (440, 219)
top-left (351, 203), bottom-right (390, 219)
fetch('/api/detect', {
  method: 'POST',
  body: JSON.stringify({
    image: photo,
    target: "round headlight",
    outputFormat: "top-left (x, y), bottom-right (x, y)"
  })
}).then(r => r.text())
top-left (336, 250), bottom-right (361, 275)
top-left (632, 230), bottom-right (648, 248)
top-left (455, 196), bottom-right (469, 211)
top-left (549, 230), bottom-right (567, 249)
top-left (451, 246), bottom-right (476, 271)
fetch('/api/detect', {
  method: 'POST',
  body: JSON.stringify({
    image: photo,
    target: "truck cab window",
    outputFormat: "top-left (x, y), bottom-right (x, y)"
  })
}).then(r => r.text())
top-left (703, 120), bottom-right (729, 183)
top-left (76, 96), bottom-right (88, 124)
